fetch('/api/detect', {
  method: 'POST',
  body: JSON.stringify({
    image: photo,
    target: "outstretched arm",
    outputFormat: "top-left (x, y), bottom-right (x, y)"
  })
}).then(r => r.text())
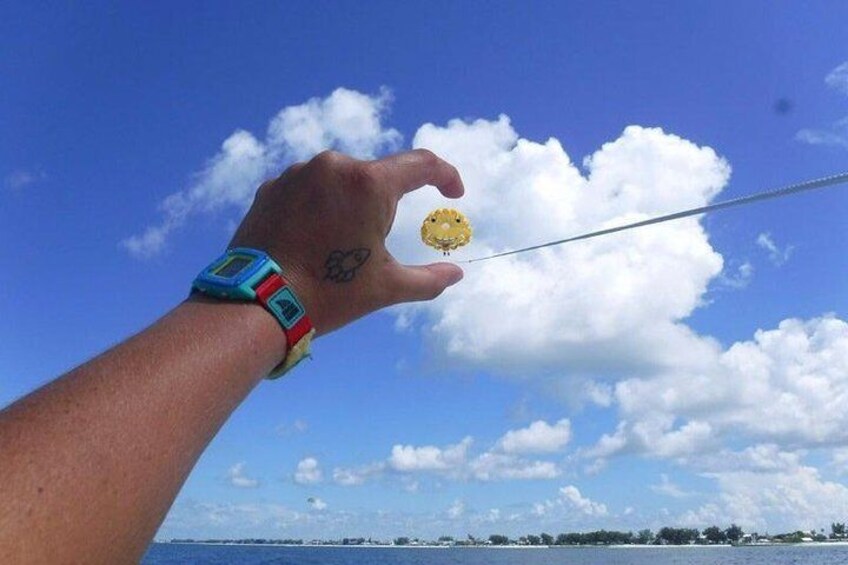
top-left (0, 149), bottom-right (464, 564)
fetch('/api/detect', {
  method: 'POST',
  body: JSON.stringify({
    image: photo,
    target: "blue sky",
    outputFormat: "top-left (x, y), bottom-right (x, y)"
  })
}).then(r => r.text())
top-left (3, 1), bottom-right (848, 540)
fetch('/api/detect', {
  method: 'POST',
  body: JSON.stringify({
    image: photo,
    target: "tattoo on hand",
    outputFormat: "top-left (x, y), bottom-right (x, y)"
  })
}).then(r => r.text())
top-left (324, 248), bottom-right (371, 283)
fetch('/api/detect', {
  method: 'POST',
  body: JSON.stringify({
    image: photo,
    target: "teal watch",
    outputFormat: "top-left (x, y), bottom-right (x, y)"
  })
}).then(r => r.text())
top-left (191, 247), bottom-right (315, 377)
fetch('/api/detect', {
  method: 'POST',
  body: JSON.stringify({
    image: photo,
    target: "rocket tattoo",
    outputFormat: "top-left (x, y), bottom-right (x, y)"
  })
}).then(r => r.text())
top-left (324, 248), bottom-right (371, 283)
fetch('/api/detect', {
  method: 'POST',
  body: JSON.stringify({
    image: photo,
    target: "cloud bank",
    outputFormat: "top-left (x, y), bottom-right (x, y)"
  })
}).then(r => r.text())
top-left (133, 88), bottom-right (847, 534)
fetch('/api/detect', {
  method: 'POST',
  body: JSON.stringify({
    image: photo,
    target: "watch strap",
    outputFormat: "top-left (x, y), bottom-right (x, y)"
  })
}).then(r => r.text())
top-left (254, 272), bottom-right (314, 379)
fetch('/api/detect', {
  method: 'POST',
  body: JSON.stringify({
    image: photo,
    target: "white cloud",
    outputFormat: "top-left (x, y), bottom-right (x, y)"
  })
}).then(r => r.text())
top-left (585, 417), bottom-right (715, 462)
top-left (593, 315), bottom-right (848, 460)
top-left (718, 260), bottom-right (753, 289)
top-left (332, 463), bottom-right (385, 486)
top-left (124, 88), bottom-right (400, 257)
top-left (388, 437), bottom-right (472, 473)
top-left (496, 419), bottom-right (572, 454)
top-left (447, 499), bottom-right (465, 519)
top-left (267, 86), bottom-right (401, 161)
top-left (389, 117), bottom-right (729, 376)
top-left (4, 169), bottom-right (46, 191)
top-left (825, 61), bottom-right (848, 95)
top-left (650, 474), bottom-right (692, 498)
top-left (294, 457), bottom-right (323, 485)
top-left (469, 452), bottom-right (561, 481)
top-left (681, 454), bottom-right (848, 532)
top-left (227, 462), bottom-right (259, 488)
top-left (556, 485), bottom-right (608, 517)
top-left (756, 232), bottom-right (793, 266)
top-left (387, 435), bottom-right (561, 481)
top-left (796, 126), bottom-right (848, 149)
top-left (339, 429), bottom-right (565, 484)
top-left (797, 62), bottom-right (848, 149)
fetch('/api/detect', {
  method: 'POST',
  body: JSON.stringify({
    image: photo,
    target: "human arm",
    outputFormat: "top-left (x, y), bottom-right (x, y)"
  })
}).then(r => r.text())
top-left (0, 149), bottom-right (464, 564)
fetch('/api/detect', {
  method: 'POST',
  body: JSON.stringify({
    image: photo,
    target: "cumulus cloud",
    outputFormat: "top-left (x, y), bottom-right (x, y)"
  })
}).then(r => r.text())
top-left (756, 232), bottom-right (793, 266)
top-left (294, 457), bottom-right (323, 485)
top-left (123, 88), bottom-right (400, 257)
top-left (389, 117), bottom-right (729, 376)
top-left (386, 427), bottom-right (567, 481)
top-left (560, 486), bottom-right (608, 516)
top-left (534, 486), bottom-right (608, 517)
top-left (469, 453), bottom-right (561, 481)
top-left (496, 419), bottom-right (572, 454)
top-left (332, 463), bottom-right (385, 486)
top-left (336, 421), bottom-right (571, 485)
top-left (388, 437), bottom-right (473, 473)
top-left (680, 451), bottom-right (848, 532)
top-left (587, 315), bottom-right (848, 461)
top-left (227, 462), bottom-right (259, 488)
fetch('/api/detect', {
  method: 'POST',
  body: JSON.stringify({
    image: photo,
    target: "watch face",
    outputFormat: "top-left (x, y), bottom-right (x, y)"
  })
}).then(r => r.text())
top-left (213, 255), bottom-right (254, 279)
top-left (198, 248), bottom-right (269, 290)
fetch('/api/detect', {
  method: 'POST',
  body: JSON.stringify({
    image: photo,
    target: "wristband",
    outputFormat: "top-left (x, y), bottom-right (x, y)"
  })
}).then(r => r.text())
top-left (191, 247), bottom-right (315, 378)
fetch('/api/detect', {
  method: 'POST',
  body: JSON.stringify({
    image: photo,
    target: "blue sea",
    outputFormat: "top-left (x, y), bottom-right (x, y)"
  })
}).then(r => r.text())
top-left (143, 544), bottom-right (848, 564)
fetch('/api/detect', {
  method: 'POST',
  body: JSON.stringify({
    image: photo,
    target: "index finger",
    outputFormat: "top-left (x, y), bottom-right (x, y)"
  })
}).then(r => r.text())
top-left (369, 149), bottom-right (464, 199)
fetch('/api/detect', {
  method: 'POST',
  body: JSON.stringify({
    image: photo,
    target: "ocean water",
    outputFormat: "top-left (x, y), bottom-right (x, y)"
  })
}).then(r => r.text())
top-left (142, 544), bottom-right (848, 564)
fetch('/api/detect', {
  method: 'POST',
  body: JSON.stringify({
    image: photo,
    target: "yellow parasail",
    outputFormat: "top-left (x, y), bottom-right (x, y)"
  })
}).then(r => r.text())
top-left (420, 208), bottom-right (473, 255)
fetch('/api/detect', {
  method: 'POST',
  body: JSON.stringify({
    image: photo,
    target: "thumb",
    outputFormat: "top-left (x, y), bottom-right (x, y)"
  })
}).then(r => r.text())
top-left (389, 263), bottom-right (464, 303)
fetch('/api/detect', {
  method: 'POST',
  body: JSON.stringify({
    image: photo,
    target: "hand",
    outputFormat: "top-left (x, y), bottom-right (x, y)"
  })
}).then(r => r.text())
top-left (229, 149), bottom-right (465, 335)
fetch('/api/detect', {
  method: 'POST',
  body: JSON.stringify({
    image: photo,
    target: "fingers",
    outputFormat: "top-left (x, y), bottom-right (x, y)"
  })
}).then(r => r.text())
top-left (388, 263), bottom-right (464, 303)
top-left (370, 149), bottom-right (464, 200)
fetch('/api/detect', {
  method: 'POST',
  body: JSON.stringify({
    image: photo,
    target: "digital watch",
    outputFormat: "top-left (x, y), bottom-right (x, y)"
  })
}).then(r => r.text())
top-left (191, 247), bottom-right (314, 378)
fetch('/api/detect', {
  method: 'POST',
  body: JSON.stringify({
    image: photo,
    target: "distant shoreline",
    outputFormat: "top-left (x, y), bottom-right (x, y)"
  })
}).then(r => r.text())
top-left (157, 541), bottom-right (848, 549)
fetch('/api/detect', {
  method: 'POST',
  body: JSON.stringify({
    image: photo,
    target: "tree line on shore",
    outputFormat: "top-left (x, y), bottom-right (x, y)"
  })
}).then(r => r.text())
top-left (452, 524), bottom-right (743, 547)
top-left (168, 522), bottom-right (848, 547)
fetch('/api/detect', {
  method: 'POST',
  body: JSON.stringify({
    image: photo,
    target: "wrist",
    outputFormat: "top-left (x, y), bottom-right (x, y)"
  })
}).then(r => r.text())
top-left (183, 294), bottom-right (288, 376)
top-left (190, 247), bottom-right (315, 378)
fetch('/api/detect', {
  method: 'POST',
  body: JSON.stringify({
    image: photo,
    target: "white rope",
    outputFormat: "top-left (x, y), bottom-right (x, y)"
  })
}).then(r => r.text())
top-left (463, 171), bottom-right (848, 264)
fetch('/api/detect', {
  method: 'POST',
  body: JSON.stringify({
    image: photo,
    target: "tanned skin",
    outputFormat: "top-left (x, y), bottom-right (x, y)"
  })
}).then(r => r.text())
top-left (0, 149), bottom-right (465, 564)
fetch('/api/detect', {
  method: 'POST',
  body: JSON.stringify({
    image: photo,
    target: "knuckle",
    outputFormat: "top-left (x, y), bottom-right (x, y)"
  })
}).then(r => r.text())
top-left (414, 148), bottom-right (439, 167)
top-left (310, 150), bottom-right (345, 169)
